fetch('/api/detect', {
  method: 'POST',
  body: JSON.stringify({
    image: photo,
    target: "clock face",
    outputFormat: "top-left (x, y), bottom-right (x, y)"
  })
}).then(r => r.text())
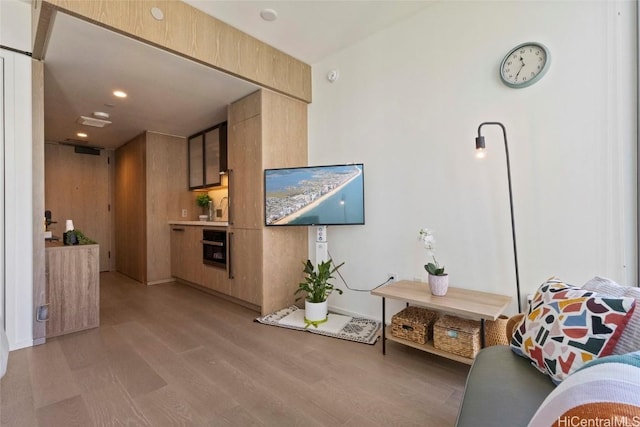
top-left (500, 42), bottom-right (550, 88)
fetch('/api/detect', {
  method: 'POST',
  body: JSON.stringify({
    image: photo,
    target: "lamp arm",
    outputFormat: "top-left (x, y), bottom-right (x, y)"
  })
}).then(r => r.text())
top-left (477, 121), bottom-right (522, 312)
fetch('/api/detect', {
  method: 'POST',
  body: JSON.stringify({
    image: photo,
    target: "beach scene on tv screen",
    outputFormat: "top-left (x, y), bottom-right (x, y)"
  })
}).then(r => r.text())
top-left (265, 164), bottom-right (364, 226)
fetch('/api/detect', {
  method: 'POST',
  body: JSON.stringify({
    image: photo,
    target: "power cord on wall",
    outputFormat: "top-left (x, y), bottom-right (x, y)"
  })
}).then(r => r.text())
top-left (328, 250), bottom-right (393, 292)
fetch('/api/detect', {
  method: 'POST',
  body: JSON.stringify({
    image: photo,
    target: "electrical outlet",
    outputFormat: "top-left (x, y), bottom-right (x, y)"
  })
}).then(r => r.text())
top-left (387, 272), bottom-right (398, 283)
top-left (181, 209), bottom-right (188, 218)
top-left (216, 209), bottom-right (223, 218)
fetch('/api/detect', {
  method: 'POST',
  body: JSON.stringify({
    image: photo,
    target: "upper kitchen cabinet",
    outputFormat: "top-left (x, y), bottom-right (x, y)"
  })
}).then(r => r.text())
top-left (189, 122), bottom-right (228, 190)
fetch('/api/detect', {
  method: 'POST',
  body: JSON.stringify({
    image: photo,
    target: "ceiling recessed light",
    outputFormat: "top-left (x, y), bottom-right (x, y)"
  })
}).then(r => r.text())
top-left (113, 90), bottom-right (127, 98)
top-left (76, 132), bottom-right (88, 138)
top-left (260, 8), bottom-right (278, 22)
top-left (150, 7), bottom-right (164, 21)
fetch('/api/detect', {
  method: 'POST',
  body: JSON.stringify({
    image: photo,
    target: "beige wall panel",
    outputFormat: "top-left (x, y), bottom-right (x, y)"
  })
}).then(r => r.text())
top-left (34, 0), bottom-right (311, 103)
top-left (262, 228), bottom-right (308, 315)
top-left (115, 133), bottom-right (146, 283)
top-left (228, 90), bottom-right (261, 125)
top-left (32, 59), bottom-right (46, 343)
top-left (261, 89), bottom-right (308, 169)
top-left (44, 144), bottom-right (111, 271)
top-left (146, 132), bottom-right (188, 283)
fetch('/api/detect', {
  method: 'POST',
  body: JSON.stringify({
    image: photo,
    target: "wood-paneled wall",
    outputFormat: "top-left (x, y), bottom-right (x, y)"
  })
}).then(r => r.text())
top-left (146, 131), bottom-right (188, 283)
top-left (115, 133), bottom-right (147, 283)
top-left (115, 131), bottom-right (189, 285)
top-left (227, 89), bottom-right (309, 315)
top-left (44, 144), bottom-right (112, 271)
top-left (260, 90), bottom-right (308, 314)
top-left (32, 0), bottom-right (311, 103)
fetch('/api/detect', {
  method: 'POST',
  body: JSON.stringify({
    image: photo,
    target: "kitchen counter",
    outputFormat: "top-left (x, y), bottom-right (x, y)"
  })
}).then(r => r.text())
top-left (169, 220), bottom-right (228, 227)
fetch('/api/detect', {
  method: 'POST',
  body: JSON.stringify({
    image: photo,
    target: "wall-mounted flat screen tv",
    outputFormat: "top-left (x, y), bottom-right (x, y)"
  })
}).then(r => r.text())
top-left (264, 163), bottom-right (365, 226)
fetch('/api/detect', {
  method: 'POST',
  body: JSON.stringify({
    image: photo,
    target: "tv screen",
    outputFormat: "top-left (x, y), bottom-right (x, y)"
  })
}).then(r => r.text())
top-left (264, 163), bottom-right (365, 226)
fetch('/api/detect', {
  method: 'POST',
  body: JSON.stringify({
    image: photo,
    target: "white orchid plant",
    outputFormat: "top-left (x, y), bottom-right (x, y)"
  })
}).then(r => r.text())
top-left (418, 228), bottom-right (446, 276)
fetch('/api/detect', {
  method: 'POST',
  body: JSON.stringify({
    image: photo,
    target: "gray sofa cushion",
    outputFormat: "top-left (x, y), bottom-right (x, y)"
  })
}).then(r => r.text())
top-left (456, 345), bottom-right (556, 427)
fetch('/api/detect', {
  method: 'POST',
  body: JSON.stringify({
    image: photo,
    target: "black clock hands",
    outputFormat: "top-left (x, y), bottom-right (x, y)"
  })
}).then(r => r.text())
top-left (515, 56), bottom-right (525, 80)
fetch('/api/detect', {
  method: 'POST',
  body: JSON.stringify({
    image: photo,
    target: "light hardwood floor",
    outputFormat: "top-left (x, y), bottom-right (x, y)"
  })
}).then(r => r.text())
top-left (1, 272), bottom-right (469, 426)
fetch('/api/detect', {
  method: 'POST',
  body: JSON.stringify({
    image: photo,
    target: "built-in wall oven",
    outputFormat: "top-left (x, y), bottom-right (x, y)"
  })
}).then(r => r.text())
top-left (202, 229), bottom-right (227, 268)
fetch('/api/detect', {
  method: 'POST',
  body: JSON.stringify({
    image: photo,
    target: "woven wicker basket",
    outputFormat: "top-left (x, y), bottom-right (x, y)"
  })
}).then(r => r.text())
top-left (391, 306), bottom-right (439, 345)
top-left (434, 315), bottom-right (481, 359)
top-left (484, 315), bottom-right (510, 346)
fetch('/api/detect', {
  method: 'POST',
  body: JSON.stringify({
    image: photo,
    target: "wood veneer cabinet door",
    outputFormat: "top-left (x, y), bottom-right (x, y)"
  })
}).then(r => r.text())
top-left (228, 115), bottom-right (262, 229)
top-left (170, 226), bottom-right (203, 285)
top-left (203, 264), bottom-right (229, 294)
top-left (170, 226), bottom-right (188, 281)
top-left (228, 228), bottom-right (262, 306)
top-left (115, 134), bottom-right (146, 283)
top-left (46, 245), bottom-right (100, 337)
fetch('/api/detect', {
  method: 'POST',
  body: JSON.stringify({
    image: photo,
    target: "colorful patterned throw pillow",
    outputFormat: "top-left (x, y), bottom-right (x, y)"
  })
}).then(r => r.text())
top-left (511, 279), bottom-right (636, 383)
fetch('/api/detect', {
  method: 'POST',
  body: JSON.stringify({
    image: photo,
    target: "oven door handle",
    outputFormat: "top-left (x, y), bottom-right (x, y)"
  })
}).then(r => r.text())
top-left (201, 240), bottom-right (224, 247)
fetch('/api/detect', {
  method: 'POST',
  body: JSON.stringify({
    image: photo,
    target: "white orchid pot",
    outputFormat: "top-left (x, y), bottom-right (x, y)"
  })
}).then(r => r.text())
top-left (305, 300), bottom-right (328, 322)
top-left (429, 274), bottom-right (449, 296)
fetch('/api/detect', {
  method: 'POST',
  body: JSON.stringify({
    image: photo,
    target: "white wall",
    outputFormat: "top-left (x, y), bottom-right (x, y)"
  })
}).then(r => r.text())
top-left (0, 0), bottom-right (31, 52)
top-left (0, 0), bottom-right (34, 349)
top-left (309, 1), bottom-right (637, 320)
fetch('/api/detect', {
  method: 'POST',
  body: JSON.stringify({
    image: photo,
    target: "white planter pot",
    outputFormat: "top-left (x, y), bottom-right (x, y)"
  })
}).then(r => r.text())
top-left (305, 300), bottom-right (328, 322)
top-left (429, 274), bottom-right (449, 296)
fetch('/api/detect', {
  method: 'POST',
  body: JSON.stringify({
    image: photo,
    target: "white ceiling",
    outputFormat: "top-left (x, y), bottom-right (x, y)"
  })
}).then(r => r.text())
top-left (43, 1), bottom-right (433, 150)
top-left (183, 1), bottom-right (434, 64)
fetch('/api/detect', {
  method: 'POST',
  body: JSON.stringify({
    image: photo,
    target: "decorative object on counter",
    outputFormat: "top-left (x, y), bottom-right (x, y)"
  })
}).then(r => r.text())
top-left (475, 121), bottom-right (522, 312)
top-left (418, 228), bottom-right (449, 296)
top-left (195, 193), bottom-right (212, 220)
top-left (63, 228), bottom-right (97, 246)
top-left (295, 259), bottom-right (344, 327)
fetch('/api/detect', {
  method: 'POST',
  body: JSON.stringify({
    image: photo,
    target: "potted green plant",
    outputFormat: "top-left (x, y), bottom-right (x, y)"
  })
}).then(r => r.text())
top-left (419, 228), bottom-right (448, 296)
top-left (196, 193), bottom-right (212, 220)
top-left (295, 259), bottom-right (344, 325)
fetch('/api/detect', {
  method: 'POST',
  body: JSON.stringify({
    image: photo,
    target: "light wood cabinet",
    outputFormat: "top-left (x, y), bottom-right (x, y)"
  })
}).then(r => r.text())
top-left (45, 243), bottom-right (100, 337)
top-left (189, 122), bottom-right (227, 190)
top-left (227, 115), bottom-right (262, 229)
top-left (170, 226), bottom-right (203, 285)
top-left (115, 132), bottom-right (190, 285)
top-left (227, 89), bottom-right (309, 315)
top-left (227, 228), bottom-right (262, 306)
top-left (203, 264), bottom-right (229, 295)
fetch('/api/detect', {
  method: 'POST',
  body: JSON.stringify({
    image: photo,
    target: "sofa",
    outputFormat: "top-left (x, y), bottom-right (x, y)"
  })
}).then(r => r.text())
top-left (455, 277), bottom-right (640, 427)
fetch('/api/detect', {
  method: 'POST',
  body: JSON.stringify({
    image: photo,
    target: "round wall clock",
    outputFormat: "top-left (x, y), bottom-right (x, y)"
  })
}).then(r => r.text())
top-left (500, 42), bottom-right (550, 88)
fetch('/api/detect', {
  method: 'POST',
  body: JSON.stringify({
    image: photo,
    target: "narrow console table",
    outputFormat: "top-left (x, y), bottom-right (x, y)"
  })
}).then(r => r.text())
top-left (372, 280), bottom-right (512, 364)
